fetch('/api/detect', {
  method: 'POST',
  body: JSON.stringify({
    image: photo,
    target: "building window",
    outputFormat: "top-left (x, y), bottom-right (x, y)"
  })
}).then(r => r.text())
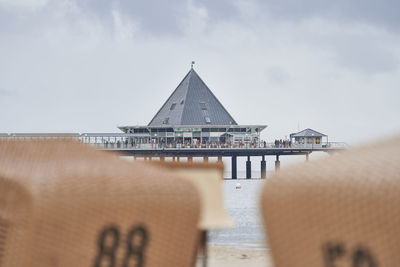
top-left (170, 103), bottom-right (176, 110)
top-left (200, 102), bottom-right (207, 110)
top-left (308, 138), bottom-right (312, 144)
top-left (316, 137), bottom-right (320, 144)
top-left (134, 128), bottom-right (149, 133)
top-left (205, 117), bottom-right (211, 124)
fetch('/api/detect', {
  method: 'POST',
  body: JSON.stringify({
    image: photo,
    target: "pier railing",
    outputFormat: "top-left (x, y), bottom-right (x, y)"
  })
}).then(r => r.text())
top-left (0, 133), bottom-right (348, 150)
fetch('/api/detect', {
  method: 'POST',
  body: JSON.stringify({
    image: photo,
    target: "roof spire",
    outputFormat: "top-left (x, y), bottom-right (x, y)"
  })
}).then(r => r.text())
top-left (191, 61), bottom-right (195, 69)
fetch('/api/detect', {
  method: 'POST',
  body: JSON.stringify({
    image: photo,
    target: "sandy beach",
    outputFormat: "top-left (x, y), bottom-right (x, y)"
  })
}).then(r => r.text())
top-left (196, 243), bottom-right (273, 267)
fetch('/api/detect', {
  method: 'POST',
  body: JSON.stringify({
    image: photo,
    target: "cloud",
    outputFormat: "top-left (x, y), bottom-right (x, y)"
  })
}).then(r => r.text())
top-left (287, 18), bottom-right (400, 75)
top-left (1, 0), bottom-right (399, 38)
top-left (266, 67), bottom-right (290, 84)
top-left (0, 87), bottom-right (13, 96)
top-left (253, 0), bottom-right (400, 32)
top-left (0, 0), bottom-right (48, 10)
top-left (333, 39), bottom-right (399, 74)
top-left (71, 0), bottom-right (400, 35)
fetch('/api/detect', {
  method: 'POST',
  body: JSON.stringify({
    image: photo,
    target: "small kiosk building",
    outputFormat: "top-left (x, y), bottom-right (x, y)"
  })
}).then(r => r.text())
top-left (290, 128), bottom-right (327, 148)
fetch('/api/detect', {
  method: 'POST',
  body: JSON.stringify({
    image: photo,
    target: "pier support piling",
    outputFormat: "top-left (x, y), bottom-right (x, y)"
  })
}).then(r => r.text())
top-left (275, 155), bottom-right (280, 172)
top-left (172, 156), bottom-right (176, 162)
top-left (231, 156), bottom-right (237, 179)
top-left (246, 156), bottom-right (251, 179)
top-left (203, 156), bottom-right (208, 163)
top-left (261, 155), bottom-right (266, 179)
top-left (217, 156), bottom-right (222, 163)
top-left (306, 153), bottom-right (309, 161)
top-left (160, 156), bottom-right (165, 162)
top-left (188, 156), bottom-right (193, 163)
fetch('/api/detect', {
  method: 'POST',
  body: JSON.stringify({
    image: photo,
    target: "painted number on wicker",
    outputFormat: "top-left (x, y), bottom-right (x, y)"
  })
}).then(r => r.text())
top-left (94, 225), bottom-right (149, 267)
top-left (323, 242), bottom-right (377, 267)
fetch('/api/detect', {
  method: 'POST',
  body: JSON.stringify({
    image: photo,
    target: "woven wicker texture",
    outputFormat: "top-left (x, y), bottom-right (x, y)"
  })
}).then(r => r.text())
top-left (261, 136), bottom-right (400, 267)
top-left (0, 140), bottom-right (200, 267)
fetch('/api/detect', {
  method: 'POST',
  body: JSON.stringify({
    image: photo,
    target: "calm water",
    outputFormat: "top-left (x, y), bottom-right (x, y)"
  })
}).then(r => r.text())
top-left (209, 174), bottom-right (268, 249)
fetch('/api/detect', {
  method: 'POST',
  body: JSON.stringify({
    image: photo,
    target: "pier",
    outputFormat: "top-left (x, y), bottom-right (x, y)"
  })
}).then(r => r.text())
top-left (0, 67), bottom-right (348, 179)
top-left (0, 132), bottom-right (346, 179)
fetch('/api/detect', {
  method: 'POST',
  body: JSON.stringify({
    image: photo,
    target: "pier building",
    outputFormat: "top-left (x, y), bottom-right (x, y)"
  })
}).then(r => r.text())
top-left (118, 67), bottom-right (266, 148)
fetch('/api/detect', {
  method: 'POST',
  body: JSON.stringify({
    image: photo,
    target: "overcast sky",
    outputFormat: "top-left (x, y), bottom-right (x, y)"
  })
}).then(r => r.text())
top-left (0, 0), bottom-right (399, 146)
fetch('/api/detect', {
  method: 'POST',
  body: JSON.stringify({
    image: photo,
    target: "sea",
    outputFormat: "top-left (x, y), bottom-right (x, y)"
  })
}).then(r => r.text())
top-left (209, 171), bottom-right (270, 250)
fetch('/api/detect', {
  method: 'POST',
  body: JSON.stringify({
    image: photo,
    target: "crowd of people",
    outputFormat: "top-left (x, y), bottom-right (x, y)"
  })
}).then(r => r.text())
top-left (101, 138), bottom-right (296, 149)
top-left (274, 139), bottom-right (292, 148)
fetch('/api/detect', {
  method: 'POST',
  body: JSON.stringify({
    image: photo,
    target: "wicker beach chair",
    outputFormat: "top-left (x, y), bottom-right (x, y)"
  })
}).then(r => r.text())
top-left (261, 136), bottom-right (400, 267)
top-left (0, 140), bottom-right (200, 267)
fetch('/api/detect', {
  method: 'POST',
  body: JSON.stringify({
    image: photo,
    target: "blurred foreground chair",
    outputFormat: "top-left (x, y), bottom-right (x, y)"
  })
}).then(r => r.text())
top-left (261, 137), bottom-right (400, 267)
top-left (148, 161), bottom-right (234, 267)
top-left (0, 140), bottom-right (200, 267)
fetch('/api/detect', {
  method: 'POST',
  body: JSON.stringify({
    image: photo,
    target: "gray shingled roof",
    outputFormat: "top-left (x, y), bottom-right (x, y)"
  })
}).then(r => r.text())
top-left (148, 68), bottom-right (238, 126)
top-left (291, 128), bottom-right (327, 137)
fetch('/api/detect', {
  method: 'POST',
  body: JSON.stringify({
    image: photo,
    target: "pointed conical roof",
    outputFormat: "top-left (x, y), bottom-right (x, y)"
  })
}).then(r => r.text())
top-left (148, 69), bottom-right (238, 126)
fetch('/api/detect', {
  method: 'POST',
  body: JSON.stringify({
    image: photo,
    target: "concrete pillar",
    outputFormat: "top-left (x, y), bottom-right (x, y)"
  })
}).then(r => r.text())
top-left (275, 155), bottom-right (280, 172)
top-left (144, 157), bottom-right (148, 161)
top-left (160, 156), bottom-right (165, 162)
top-left (231, 156), bottom-right (237, 179)
top-left (133, 155), bottom-right (137, 161)
top-left (188, 156), bottom-right (193, 163)
top-left (203, 156), bottom-right (209, 163)
top-left (306, 153), bottom-right (309, 161)
top-left (261, 155), bottom-right (266, 179)
top-left (177, 157), bottom-right (180, 162)
top-left (172, 156), bottom-right (176, 162)
top-left (246, 156), bottom-right (251, 179)
top-left (217, 156), bottom-right (222, 163)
